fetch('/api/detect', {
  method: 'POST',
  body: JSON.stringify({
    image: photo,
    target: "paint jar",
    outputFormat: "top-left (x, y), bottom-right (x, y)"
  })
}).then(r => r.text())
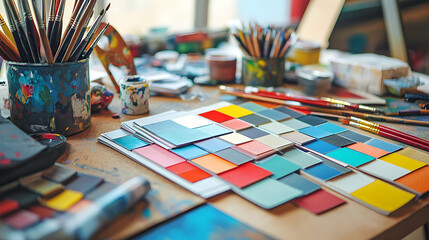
top-left (241, 56), bottom-right (285, 87)
top-left (206, 52), bottom-right (236, 84)
top-left (287, 40), bottom-right (321, 65)
top-left (120, 76), bottom-right (149, 115)
top-left (6, 59), bottom-right (91, 136)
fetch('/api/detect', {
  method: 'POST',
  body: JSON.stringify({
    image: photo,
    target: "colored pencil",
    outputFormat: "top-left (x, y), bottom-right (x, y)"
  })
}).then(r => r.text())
top-left (235, 23), bottom-right (295, 59)
top-left (340, 118), bottom-right (429, 152)
top-left (348, 116), bottom-right (429, 147)
top-left (321, 97), bottom-right (385, 114)
top-left (31, 0), bottom-right (54, 63)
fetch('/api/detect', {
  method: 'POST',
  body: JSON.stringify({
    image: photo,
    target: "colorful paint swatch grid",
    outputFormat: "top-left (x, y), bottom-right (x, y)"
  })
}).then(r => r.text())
top-left (0, 164), bottom-right (118, 239)
top-left (99, 101), bottom-right (429, 215)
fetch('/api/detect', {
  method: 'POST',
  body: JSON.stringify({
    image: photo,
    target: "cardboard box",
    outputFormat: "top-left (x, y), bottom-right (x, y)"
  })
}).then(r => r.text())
top-left (330, 53), bottom-right (410, 95)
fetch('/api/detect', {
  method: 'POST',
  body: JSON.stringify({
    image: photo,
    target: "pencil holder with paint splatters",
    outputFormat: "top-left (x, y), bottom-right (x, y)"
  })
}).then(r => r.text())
top-left (6, 59), bottom-right (91, 136)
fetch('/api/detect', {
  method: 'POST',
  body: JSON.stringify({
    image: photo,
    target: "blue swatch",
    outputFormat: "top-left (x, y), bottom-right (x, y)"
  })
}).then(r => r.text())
top-left (315, 122), bottom-right (347, 134)
top-left (302, 163), bottom-right (344, 181)
top-left (365, 138), bottom-right (403, 153)
top-left (303, 140), bottom-right (340, 154)
top-left (112, 135), bottom-right (149, 150)
top-left (195, 138), bottom-right (233, 153)
top-left (133, 204), bottom-right (275, 240)
top-left (143, 120), bottom-right (211, 146)
top-left (278, 173), bottom-right (321, 195)
top-left (326, 148), bottom-right (375, 167)
top-left (238, 127), bottom-right (270, 139)
top-left (299, 126), bottom-right (333, 139)
top-left (256, 109), bottom-right (291, 121)
top-left (239, 102), bottom-right (268, 112)
top-left (196, 124), bottom-right (232, 137)
top-left (339, 130), bottom-right (372, 143)
top-left (171, 145), bottom-right (209, 160)
top-left (274, 106), bottom-right (305, 118)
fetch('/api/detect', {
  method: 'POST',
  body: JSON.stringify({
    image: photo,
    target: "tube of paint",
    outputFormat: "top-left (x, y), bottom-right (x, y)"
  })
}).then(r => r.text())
top-left (61, 176), bottom-right (151, 240)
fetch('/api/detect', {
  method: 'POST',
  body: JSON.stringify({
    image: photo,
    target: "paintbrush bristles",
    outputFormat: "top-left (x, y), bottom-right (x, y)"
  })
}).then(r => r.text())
top-left (234, 23), bottom-right (296, 60)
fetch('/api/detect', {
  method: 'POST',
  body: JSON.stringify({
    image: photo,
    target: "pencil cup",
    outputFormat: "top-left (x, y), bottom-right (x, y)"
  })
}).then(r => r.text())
top-left (6, 59), bottom-right (91, 136)
top-left (241, 56), bottom-right (285, 87)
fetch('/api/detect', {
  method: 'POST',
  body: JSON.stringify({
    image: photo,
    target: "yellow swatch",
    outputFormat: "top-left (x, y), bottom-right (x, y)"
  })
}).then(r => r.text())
top-left (350, 180), bottom-right (415, 213)
top-left (216, 105), bottom-right (253, 118)
top-left (380, 153), bottom-right (426, 171)
top-left (397, 148), bottom-right (429, 165)
top-left (23, 179), bottom-right (64, 197)
top-left (40, 189), bottom-right (83, 211)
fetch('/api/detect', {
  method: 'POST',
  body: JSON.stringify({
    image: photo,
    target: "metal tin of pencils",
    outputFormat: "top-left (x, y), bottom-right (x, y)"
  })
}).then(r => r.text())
top-left (120, 76), bottom-right (149, 115)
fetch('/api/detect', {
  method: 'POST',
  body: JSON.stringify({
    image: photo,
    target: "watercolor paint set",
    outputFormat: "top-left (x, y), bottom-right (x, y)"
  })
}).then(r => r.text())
top-left (98, 101), bottom-right (429, 215)
top-left (0, 163), bottom-right (150, 239)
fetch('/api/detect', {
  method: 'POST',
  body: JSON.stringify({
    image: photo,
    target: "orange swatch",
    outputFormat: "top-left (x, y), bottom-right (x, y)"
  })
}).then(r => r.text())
top-left (167, 162), bottom-right (212, 183)
top-left (395, 166), bottom-right (429, 195)
top-left (191, 154), bottom-right (237, 174)
top-left (347, 143), bottom-right (389, 158)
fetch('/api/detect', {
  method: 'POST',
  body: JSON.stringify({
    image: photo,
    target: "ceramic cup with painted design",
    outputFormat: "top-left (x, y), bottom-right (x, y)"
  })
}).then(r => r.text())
top-left (241, 56), bottom-right (285, 87)
top-left (6, 59), bottom-right (91, 136)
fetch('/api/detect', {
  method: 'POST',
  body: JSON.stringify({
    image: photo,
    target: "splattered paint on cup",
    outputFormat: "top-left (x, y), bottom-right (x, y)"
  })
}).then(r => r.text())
top-left (7, 59), bottom-right (91, 136)
top-left (120, 76), bottom-right (149, 115)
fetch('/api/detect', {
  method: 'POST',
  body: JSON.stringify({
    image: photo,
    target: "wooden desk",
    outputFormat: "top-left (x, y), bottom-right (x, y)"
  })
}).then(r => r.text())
top-left (60, 84), bottom-right (429, 240)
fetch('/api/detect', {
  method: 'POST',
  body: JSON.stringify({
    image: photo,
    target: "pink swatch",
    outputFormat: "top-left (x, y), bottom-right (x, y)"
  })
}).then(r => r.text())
top-left (134, 145), bottom-right (186, 168)
top-left (220, 119), bottom-right (252, 131)
top-left (236, 140), bottom-right (274, 156)
top-left (4, 210), bottom-right (39, 229)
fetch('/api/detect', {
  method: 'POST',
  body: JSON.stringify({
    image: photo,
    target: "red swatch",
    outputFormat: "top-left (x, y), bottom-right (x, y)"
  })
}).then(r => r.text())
top-left (293, 189), bottom-right (346, 214)
top-left (167, 162), bottom-right (212, 183)
top-left (199, 110), bottom-right (234, 123)
top-left (218, 162), bottom-right (272, 188)
top-left (28, 205), bottom-right (57, 219)
top-left (0, 199), bottom-right (19, 216)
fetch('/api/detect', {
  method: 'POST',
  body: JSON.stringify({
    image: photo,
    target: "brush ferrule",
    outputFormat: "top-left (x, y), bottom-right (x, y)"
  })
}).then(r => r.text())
top-left (358, 105), bottom-right (377, 113)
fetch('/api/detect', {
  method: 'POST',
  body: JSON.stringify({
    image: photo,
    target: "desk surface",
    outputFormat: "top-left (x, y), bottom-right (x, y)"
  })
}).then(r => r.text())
top-left (60, 84), bottom-right (429, 240)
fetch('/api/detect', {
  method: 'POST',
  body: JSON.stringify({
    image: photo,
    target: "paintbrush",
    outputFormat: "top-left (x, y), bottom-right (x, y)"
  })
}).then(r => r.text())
top-left (0, 13), bottom-right (15, 46)
top-left (4, 0), bottom-right (33, 62)
top-left (289, 105), bottom-right (429, 127)
top-left (54, 0), bottom-right (89, 62)
top-left (31, 0), bottom-right (54, 63)
top-left (47, 0), bottom-right (56, 35)
top-left (20, 0), bottom-right (41, 62)
top-left (321, 97), bottom-right (385, 115)
top-left (347, 116), bottom-right (429, 147)
top-left (69, 7), bottom-right (107, 62)
top-left (340, 118), bottom-right (429, 152)
top-left (0, 30), bottom-right (20, 61)
top-left (48, 0), bottom-right (65, 55)
top-left (73, 9), bottom-right (93, 53)
top-left (3, 0), bottom-right (26, 62)
top-left (61, 0), bottom-right (97, 62)
top-left (80, 22), bottom-right (108, 59)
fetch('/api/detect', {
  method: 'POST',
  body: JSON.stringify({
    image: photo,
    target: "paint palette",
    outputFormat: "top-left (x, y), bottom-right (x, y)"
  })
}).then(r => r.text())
top-left (0, 163), bottom-right (146, 239)
top-left (99, 101), bottom-right (429, 214)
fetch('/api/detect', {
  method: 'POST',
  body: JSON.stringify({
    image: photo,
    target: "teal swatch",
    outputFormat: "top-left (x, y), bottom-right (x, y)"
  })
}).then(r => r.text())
top-left (326, 148), bottom-right (375, 167)
top-left (257, 155), bottom-right (301, 179)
